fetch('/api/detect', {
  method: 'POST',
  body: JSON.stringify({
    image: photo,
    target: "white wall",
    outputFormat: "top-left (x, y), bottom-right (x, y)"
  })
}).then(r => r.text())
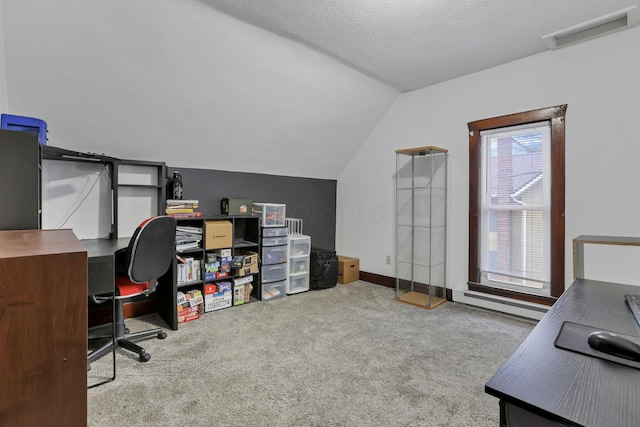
top-left (337, 26), bottom-right (640, 293)
top-left (41, 160), bottom-right (113, 240)
top-left (0, 0), bottom-right (8, 112)
top-left (1, 0), bottom-right (397, 180)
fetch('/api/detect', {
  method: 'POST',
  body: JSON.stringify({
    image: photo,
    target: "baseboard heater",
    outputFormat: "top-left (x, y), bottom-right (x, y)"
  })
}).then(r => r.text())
top-left (453, 289), bottom-right (549, 321)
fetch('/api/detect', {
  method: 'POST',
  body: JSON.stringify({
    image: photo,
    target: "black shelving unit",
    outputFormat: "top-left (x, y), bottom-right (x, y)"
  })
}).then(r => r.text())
top-left (158, 215), bottom-right (260, 330)
top-left (41, 145), bottom-right (165, 240)
top-left (113, 159), bottom-right (166, 239)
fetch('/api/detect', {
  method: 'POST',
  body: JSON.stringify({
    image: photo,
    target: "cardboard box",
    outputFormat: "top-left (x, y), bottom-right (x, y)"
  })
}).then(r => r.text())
top-left (178, 305), bottom-right (200, 323)
top-left (214, 249), bottom-right (232, 258)
top-left (244, 282), bottom-right (253, 303)
top-left (221, 198), bottom-right (253, 215)
top-left (233, 284), bottom-right (245, 306)
top-left (203, 282), bottom-right (232, 312)
top-left (186, 289), bottom-right (203, 307)
top-left (232, 275), bottom-right (253, 305)
top-left (234, 250), bottom-right (259, 277)
top-left (234, 275), bottom-right (253, 286)
top-left (203, 291), bottom-right (232, 312)
top-left (237, 263), bottom-right (258, 277)
top-left (237, 250), bottom-right (259, 266)
top-left (337, 256), bottom-right (359, 284)
top-left (205, 220), bottom-right (232, 249)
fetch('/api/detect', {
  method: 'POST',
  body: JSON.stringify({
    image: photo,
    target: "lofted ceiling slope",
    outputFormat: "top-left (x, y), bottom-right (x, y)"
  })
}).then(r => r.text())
top-left (1, 0), bottom-right (397, 180)
top-left (201, 0), bottom-right (639, 92)
top-left (1, 0), bottom-right (638, 179)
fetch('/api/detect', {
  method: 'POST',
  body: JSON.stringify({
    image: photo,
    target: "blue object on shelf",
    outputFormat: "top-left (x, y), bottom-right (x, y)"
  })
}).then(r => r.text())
top-left (1, 114), bottom-right (48, 145)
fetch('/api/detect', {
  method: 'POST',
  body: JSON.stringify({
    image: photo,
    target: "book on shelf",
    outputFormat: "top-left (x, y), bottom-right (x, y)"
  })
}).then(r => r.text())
top-left (167, 212), bottom-right (203, 218)
top-left (176, 241), bottom-right (200, 251)
top-left (176, 234), bottom-right (202, 242)
top-left (166, 207), bottom-right (195, 214)
top-left (176, 257), bottom-right (202, 282)
top-left (167, 199), bottom-right (200, 206)
top-left (177, 225), bottom-right (203, 234)
top-left (166, 199), bottom-right (199, 209)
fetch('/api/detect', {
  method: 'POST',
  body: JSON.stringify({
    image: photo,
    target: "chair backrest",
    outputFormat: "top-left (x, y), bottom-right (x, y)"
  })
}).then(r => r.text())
top-left (124, 216), bottom-right (177, 284)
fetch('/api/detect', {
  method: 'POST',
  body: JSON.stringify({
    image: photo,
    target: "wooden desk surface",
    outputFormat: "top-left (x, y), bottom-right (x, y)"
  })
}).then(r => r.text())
top-left (486, 279), bottom-right (640, 426)
top-left (0, 228), bottom-right (86, 257)
top-left (82, 237), bottom-right (130, 258)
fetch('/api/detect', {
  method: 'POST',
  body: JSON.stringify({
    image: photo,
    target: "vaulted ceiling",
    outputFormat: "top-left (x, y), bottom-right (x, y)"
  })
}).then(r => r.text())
top-left (201, 0), bottom-right (639, 91)
top-left (1, 0), bottom-right (637, 179)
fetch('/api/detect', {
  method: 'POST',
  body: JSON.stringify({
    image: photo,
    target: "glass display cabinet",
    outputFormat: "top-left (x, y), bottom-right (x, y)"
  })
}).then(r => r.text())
top-left (395, 146), bottom-right (448, 309)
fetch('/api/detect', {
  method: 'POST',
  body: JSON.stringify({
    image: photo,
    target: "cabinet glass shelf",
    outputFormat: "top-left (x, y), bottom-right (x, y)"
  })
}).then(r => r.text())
top-left (395, 146), bottom-right (448, 309)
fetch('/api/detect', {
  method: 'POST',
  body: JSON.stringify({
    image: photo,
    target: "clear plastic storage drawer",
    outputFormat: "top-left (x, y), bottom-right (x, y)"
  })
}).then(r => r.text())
top-left (289, 258), bottom-right (310, 275)
top-left (262, 245), bottom-right (288, 265)
top-left (262, 227), bottom-right (288, 237)
top-left (262, 263), bottom-right (287, 283)
top-left (253, 203), bottom-right (286, 227)
top-left (262, 280), bottom-right (286, 301)
top-left (287, 274), bottom-right (309, 294)
top-left (262, 236), bottom-right (288, 246)
top-left (289, 239), bottom-right (310, 256)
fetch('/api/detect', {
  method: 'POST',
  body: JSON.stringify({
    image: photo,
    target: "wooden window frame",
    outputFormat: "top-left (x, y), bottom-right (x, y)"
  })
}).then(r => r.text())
top-left (468, 105), bottom-right (567, 306)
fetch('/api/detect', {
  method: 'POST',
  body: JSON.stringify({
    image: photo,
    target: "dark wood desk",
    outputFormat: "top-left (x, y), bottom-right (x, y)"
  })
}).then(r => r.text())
top-left (0, 229), bottom-right (87, 426)
top-left (486, 279), bottom-right (640, 426)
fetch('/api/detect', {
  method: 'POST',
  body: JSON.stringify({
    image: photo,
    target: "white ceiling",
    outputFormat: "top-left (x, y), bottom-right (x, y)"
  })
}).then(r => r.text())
top-left (201, 0), bottom-right (639, 91)
top-left (1, 0), bottom-right (638, 179)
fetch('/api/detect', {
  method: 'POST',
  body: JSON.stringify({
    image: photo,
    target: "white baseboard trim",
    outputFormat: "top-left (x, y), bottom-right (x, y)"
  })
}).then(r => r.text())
top-left (452, 289), bottom-right (549, 321)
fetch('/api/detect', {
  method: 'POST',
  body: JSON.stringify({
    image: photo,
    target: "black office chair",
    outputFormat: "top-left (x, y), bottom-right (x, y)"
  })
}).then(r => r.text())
top-left (88, 215), bottom-right (176, 367)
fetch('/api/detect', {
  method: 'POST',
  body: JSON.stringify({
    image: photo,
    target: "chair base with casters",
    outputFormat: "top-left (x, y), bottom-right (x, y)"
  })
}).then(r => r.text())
top-left (88, 296), bottom-right (167, 367)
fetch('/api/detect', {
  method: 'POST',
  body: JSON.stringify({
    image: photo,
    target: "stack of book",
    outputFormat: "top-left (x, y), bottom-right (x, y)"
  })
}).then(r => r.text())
top-left (176, 225), bottom-right (202, 252)
top-left (166, 199), bottom-right (202, 217)
top-left (176, 255), bottom-right (201, 283)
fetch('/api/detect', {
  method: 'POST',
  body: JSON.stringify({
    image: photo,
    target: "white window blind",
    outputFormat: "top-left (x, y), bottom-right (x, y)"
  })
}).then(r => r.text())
top-left (479, 121), bottom-right (551, 294)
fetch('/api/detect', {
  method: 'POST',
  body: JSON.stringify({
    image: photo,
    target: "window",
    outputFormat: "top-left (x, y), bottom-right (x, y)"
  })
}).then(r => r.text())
top-left (468, 105), bottom-right (566, 305)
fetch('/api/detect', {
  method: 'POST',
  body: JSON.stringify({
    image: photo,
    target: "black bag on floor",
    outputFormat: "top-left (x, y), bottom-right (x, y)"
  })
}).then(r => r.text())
top-left (310, 248), bottom-right (338, 290)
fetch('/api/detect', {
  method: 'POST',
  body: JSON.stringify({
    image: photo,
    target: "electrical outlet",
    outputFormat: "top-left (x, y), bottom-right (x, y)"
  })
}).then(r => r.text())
top-left (386, 255), bottom-right (391, 265)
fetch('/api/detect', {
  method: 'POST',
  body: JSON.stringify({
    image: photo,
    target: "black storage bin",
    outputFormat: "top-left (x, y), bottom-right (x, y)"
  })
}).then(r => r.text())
top-left (310, 248), bottom-right (338, 290)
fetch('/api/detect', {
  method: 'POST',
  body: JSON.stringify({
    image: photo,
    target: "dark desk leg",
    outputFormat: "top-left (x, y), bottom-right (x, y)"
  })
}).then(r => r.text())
top-left (501, 400), bottom-right (574, 427)
top-left (499, 400), bottom-right (507, 427)
top-left (87, 300), bottom-right (117, 387)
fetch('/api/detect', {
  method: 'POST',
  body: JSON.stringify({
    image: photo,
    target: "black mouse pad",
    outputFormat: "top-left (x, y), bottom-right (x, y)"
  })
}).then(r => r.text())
top-left (554, 321), bottom-right (640, 369)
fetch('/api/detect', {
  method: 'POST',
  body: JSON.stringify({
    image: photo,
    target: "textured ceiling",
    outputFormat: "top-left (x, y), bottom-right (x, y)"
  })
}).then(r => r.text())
top-left (201, 0), bottom-right (639, 91)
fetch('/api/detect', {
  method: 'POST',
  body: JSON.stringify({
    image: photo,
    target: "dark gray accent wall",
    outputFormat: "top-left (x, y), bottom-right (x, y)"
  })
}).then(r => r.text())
top-left (169, 167), bottom-right (336, 251)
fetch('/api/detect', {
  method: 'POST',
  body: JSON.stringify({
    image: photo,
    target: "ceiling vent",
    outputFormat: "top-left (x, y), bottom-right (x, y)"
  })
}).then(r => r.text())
top-left (542, 5), bottom-right (639, 49)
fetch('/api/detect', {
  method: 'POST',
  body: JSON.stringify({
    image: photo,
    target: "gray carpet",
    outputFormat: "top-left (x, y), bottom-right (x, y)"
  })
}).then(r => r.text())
top-left (88, 281), bottom-right (535, 426)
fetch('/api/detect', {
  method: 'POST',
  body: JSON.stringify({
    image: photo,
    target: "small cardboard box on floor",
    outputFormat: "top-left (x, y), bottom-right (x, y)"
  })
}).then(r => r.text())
top-left (337, 256), bottom-right (359, 284)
